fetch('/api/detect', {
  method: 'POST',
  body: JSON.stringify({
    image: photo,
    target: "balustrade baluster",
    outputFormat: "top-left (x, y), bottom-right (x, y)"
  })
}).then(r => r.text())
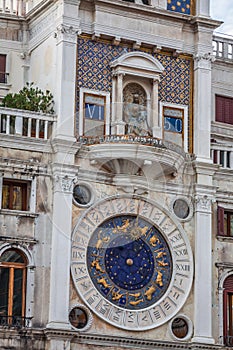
top-left (6, 115), bottom-right (10, 134)
top-left (36, 119), bottom-right (40, 138)
top-left (10, 0), bottom-right (13, 13)
top-left (27, 118), bottom-right (32, 137)
top-left (44, 120), bottom-right (48, 139)
top-left (223, 151), bottom-right (227, 168)
top-left (15, 116), bottom-right (23, 135)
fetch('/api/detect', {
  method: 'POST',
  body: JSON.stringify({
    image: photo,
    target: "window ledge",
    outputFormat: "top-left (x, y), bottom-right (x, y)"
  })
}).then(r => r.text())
top-left (216, 235), bottom-right (233, 243)
top-left (0, 209), bottom-right (38, 218)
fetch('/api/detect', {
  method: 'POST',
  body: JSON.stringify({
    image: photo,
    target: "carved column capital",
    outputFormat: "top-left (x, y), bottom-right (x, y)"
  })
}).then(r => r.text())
top-left (194, 53), bottom-right (215, 69)
top-left (194, 194), bottom-right (214, 213)
top-left (55, 24), bottom-right (80, 44)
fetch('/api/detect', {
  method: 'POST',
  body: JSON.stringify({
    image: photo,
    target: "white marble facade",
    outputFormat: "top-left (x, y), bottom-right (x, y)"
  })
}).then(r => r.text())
top-left (0, 0), bottom-right (233, 349)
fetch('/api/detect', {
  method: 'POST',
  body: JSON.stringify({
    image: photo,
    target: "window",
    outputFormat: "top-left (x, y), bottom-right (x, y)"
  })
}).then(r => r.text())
top-left (218, 207), bottom-right (233, 237)
top-left (78, 88), bottom-right (110, 137)
top-left (223, 276), bottom-right (233, 346)
top-left (0, 55), bottom-right (6, 84)
top-left (162, 105), bottom-right (186, 150)
top-left (216, 95), bottom-right (233, 125)
top-left (0, 249), bottom-right (27, 327)
top-left (2, 179), bottom-right (30, 211)
top-left (84, 93), bottom-right (105, 136)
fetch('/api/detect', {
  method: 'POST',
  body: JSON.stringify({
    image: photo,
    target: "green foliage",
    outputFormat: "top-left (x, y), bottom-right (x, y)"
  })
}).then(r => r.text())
top-left (1, 82), bottom-right (54, 114)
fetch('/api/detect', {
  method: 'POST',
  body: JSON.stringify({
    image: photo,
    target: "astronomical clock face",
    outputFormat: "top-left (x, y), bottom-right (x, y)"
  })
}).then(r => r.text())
top-left (71, 196), bottom-right (193, 331)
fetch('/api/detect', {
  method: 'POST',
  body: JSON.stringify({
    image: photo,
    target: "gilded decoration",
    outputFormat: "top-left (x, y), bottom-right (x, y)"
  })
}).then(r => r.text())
top-left (167, 0), bottom-right (192, 15)
top-left (77, 37), bottom-right (191, 106)
top-left (76, 37), bottom-right (192, 147)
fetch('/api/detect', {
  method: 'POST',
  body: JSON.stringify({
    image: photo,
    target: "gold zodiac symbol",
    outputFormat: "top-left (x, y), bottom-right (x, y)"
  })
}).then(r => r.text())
top-left (156, 271), bottom-right (163, 287)
top-left (129, 292), bottom-right (141, 298)
top-left (156, 251), bottom-right (166, 259)
top-left (91, 260), bottom-right (105, 273)
top-left (98, 277), bottom-right (110, 288)
top-left (96, 236), bottom-right (110, 249)
top-left (129, 299), bottom-right (143, 306)
top-left (113, 219), bottom-right (130, 233)
top-left (145, 285), bottom-right (156, 300)
top-left (149, 235), bottom-right (159, 246)
top-left (112, 291), bottom-right (124, 301)
top-left (158, 260), bottom-right (168, 267)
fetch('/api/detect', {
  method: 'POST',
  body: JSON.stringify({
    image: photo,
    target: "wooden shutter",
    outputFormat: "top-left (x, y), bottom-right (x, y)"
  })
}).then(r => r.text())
top-left (0, 55), bottom-right (6, 83)
top-left (216, 95), bottom-right (233, 125)
top-left (218, 206), bottom-right (226, 236)
top-left (224, 276), bottom-right (233, 290)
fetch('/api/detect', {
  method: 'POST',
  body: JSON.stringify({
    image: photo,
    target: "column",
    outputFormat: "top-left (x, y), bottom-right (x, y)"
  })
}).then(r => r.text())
top-left (55, 23), bottom-right (79, 141)
top-left (193, 53), bottom-right (214, 161)
top-left (192, 192), bottom-right (215, 344)
top-left (151, 78), bottom-right (161, 138)
top-left (196, 0), bottom-right (210, 18)
top-left (115, 73), bottom-right (125, 134)
top-left (47, 170), bottom-right (75, 330)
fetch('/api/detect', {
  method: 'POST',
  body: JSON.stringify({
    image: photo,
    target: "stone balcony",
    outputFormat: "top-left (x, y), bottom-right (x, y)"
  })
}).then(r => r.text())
top-left (0, 0), bottom-right (26, 16)
top-left (211, 121), bottom-right (233, 170)
top-left (78, 135), bottom-right (188, 178)
top-left (0, 107), bottom-right (56, 151)
top-left (213, 35), bottom-right (233, 62)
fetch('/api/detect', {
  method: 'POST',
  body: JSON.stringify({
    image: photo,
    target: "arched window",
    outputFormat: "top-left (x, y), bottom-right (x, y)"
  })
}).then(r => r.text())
top-left (0, 249), bottom-right (27, 327)
top-left (223, 275), bottom-right (233, 346)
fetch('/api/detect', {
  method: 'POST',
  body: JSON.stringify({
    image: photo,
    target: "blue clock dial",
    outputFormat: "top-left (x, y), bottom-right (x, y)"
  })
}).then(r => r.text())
top-left (87, 215), bottom-right (172, 310)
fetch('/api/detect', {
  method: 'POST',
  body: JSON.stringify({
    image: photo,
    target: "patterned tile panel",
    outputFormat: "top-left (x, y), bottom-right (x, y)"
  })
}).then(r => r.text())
top-left (77, 37), bottom-right (192, 108)
top-left (167, 0), bottom-right (191, 15)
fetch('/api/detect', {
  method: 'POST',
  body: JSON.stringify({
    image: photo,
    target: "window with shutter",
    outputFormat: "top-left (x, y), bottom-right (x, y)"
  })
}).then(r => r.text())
top-left (216, 95), bottom-right (233, 125)
top-left (218, 206), bottom-right (233, 237)
top-left (0, 55), bottom-right (6, 84)
top-left (223, 276), bottom-right (233, 346)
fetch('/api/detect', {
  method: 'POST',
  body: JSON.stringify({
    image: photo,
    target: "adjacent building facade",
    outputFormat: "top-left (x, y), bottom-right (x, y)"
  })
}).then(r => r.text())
top-left (1, 0), bottom-right (233, 349)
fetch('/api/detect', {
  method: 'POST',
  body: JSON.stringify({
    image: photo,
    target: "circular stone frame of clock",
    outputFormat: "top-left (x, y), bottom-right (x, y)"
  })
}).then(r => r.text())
top-left (71, 195), bottom-right (193, 331)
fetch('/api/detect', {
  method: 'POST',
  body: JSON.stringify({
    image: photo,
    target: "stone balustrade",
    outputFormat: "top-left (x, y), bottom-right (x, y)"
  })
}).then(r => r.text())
top-left (213, 35), bottom-right (233, 61)
top-left (0, 107), bottom-right (56, 140)
top-left (0, 0), bottom-right (26, 15)
top-left (211, 142), bottom-right (233, 169)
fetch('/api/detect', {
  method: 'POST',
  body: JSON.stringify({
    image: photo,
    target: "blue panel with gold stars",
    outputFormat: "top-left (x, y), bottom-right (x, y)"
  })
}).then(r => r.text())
top-left (87, 215), bottom-right (172, 310)
top-left (167, 0), bottom-right (191, 15)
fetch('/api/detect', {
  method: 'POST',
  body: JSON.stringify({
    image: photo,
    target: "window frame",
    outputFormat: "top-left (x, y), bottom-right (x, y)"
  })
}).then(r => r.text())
top-left (215, 95), bottom-right (233, 125)
top-left (0, 249), bottom-right (27, 323)
top-left (78, 88), bottom-right (110, 137)
top-left (0, 54), bottom-right (7, 84)
top-left (218, 206), bottom-right (233, 237)
top-left (1, 179), bottom-right (29, 211)
top-left (160, 102), bottom-right (188, 152)
top-left (0, 176), bottom-right (36, 213)
top-left (223, 276), bottom-right (233, 345)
